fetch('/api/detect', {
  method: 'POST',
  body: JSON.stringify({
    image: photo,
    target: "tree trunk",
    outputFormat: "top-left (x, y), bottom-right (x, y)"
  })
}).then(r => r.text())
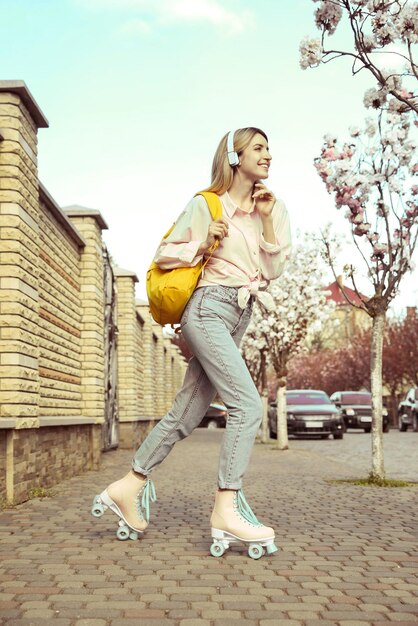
top-left (260, 389), bottom-right (269, 444)
top-left (370, 312), bottom-right (385, 479)
top-left (275, 377), bottom-right (289, 450)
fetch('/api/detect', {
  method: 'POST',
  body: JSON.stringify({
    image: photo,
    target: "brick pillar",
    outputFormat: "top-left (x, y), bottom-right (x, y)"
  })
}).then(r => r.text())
top-left (0, 82), bottom-right (48, 426)
top-left (64, 207), bottom-right (108, 423)
top-left (114, 269), bottom-right (139, 423)
top-left (136, 303), bottom-right (155, 418)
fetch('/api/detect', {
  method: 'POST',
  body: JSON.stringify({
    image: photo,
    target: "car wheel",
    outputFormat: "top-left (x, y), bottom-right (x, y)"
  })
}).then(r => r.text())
top-left (321, 434), bottom-right (329, 439)
top-left (206, 419), bottom-right (219, 430)
top-left (398, 415), bottom-right (408, 432)
top-left (413, 413), bottom-right (418, 433)
top-left (334, 433), bottom-right (343, 440)
top-left (364, 427), bottom-right (371, 433)
top-left (383, 423), bottom-right (390, 433)
top-left (269, 428), bottom-right (277, 440)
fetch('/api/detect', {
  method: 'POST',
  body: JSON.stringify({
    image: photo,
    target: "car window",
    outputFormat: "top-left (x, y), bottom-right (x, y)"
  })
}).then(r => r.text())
top-left (340, 392), bottom-right (371, 404)
top-left (286, 392), bottom-right (331, 405)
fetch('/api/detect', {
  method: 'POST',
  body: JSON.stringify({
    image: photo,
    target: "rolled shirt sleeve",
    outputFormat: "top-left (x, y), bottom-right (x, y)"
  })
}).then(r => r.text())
top-left (153, 195), bottom-right (212, 270)
top-left (259, 199), bottom-right (291, 280)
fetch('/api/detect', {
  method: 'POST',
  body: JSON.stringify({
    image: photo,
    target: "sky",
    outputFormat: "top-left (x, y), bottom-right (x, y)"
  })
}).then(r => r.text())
top-left (1, 0), bottom-right (417, 314)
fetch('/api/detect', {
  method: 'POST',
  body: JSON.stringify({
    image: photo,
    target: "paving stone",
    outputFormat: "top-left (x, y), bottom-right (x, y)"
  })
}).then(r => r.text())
top-left (74, 621), bottom-right (108, 625)
top-left (0, 430), bottom-right (417, 625)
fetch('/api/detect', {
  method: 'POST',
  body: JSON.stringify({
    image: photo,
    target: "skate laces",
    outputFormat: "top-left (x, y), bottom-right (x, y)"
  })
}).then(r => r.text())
top-left (235, 490), bottom-right (263, 527)
top-left (135, 479), bottom-right (157, 522)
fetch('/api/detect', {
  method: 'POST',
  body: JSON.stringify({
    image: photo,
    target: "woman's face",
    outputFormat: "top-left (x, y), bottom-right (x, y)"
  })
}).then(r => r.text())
top-left (237, 133), bottom-right (272, 181)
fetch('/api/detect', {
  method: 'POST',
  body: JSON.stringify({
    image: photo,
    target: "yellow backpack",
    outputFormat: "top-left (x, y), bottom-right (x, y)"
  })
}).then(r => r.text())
top-left (146, 191), bottom-right (222, 326)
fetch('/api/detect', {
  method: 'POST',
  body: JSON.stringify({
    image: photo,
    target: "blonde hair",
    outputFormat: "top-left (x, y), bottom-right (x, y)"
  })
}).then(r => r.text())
top-left (203, 127), bottom-right (268, 195)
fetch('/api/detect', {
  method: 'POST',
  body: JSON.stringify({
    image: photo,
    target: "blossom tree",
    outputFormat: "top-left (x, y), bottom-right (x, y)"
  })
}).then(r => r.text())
top-left (241, 236), bottom-right (335, 450)
top-left (314, 109), bottom-right (417, 477)
top-left (288, 330), bottom-right (371, 394)
top-left (300, 0), bottom-right (418, 480)
top-left (383, 308), bottom-right (418, 418)
top-left (300, 0), bottom-right (418, 116)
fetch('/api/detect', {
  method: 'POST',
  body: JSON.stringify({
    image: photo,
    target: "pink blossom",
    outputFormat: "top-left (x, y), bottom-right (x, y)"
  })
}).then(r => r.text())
top-left (347, 198), bottom-right (362, 211)
top-left (299, 37), bottom-right (323, 69)
top-left (322, 147), bottom-right (339, 160)
top-left (340, 147), bottom-right (354, 158)
top-left (353, 222), bottom-right (371, 236)
top-left (399, 89), bottom-right (414, 99)
top-left (324, 133), bottom-right (337, 147)
top-left (372, 243), bottom-right (389, 258)
top-left (349, 209), bottom-right (365, 224)
top-left (363, 87), bottom-right (388, 109)
top-left (412, 185), bottom-right (418, 196)
top-left (367, 232), bottom-right (380, 243)
top-left (411, 164), bottom-right (418, 174)
top-left (315, 1), bottom-right (343, 35)
top-left (314, 159), bottom-right (330, 181)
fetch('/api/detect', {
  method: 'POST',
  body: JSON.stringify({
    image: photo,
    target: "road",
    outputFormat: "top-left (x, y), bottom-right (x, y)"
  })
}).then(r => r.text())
top-left (288, 429), bottom-right (418, 482)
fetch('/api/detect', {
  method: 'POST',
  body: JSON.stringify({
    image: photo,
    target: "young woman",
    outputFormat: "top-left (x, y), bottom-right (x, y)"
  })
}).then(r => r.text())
top-left (92, 127), bottom-right (291, 557)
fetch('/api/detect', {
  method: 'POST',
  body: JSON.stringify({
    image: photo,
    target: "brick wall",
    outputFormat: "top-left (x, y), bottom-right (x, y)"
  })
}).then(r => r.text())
top-left (0, 81), bottom-right (186, 504)
top-left (38, 195), bottom-right (83, 416)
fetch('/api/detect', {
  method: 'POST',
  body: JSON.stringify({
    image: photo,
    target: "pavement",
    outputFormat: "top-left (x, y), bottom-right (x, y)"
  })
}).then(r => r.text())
top-left (0, 428), bottom-right (417, 626)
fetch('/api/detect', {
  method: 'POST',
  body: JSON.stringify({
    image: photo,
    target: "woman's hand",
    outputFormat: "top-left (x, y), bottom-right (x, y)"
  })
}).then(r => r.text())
top-left (198, 218), bottom-right (229, 254)
top-left (206, 217), bottom-right (229, 247)
top-left (252, 183), bottom-right (276, 218)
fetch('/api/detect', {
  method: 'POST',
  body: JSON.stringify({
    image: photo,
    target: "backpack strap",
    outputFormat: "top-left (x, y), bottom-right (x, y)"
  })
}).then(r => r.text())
top-left (194, 191), bottom-right (223, 222)
top-left (194, 191), bottom-right (223, 264)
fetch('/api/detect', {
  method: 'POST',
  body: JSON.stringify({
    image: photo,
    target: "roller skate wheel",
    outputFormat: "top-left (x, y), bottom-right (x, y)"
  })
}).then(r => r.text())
top-left (266, 542), bottom-right (278, 555)
top-left (210, 542), bottom-right (225, 557)
top-left (91, 504), bottom-right (104, 517)
top-left (116, 526), bottom-right (130, 541)
top-left (248, 544), bottom-right (264, 559)
top-left (129, 531), bottom-right (139, 540)
top-left (91, 497), bottom-right (105, 517)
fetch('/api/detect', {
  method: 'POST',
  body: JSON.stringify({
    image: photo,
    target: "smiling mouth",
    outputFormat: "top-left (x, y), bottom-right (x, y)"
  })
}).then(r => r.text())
top-left (259, 164), bottom-right (269, 169)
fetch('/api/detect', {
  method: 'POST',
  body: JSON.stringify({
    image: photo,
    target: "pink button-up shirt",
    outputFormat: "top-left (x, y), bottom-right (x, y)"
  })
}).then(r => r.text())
top-left (154, 191), bottom-right (291, 308)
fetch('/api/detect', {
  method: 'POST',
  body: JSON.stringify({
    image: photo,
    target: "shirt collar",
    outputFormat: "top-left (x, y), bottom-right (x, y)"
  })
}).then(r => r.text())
top-left (220, 191), bottom-right (255, 217)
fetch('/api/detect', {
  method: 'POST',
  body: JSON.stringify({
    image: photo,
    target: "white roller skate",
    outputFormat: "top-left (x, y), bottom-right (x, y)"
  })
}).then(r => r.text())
top-left (91, 476), bottom-right (156, 541)
top-left (210, 489), bottom-right (278, 559)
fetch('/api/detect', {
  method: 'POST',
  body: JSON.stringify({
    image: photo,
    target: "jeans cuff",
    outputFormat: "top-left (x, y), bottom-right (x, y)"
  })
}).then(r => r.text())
top-left (132, 464), bottom-right (151, 476)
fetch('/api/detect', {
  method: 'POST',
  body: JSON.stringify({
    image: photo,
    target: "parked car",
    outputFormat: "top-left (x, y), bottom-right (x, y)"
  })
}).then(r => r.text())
top-left (268, 390), bottom-right (344, 439)
top-left (330, 391), bottom-right (390, 433)
top-left (398, 387), bottom-right (418, 432)
top-left (201, 402), bottom-right (228, 429)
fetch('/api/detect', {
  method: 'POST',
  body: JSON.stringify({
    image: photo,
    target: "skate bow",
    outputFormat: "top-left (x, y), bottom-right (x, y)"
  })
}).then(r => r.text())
top-left (137, 479), bottom-right (157, 523)
top-left (236, 490), bottom-right (264, 528)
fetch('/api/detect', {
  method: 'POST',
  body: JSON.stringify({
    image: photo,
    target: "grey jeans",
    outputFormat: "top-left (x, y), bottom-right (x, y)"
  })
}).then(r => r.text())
top-left (132, 285), bottom-right (263, 489)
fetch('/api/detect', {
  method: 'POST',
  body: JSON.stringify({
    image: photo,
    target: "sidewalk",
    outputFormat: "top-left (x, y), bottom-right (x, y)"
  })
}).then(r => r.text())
top-left (0, 429), bottom-right (417, 626)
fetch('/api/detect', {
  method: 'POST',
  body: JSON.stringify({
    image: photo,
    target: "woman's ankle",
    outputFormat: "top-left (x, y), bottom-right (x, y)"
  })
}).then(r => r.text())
top-left (130, 469), bottom-right (147, 480)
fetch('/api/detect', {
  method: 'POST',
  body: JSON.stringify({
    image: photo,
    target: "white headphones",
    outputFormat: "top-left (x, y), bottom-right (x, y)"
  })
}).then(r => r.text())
top-left (227, 130), bottom-right (240, 167)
